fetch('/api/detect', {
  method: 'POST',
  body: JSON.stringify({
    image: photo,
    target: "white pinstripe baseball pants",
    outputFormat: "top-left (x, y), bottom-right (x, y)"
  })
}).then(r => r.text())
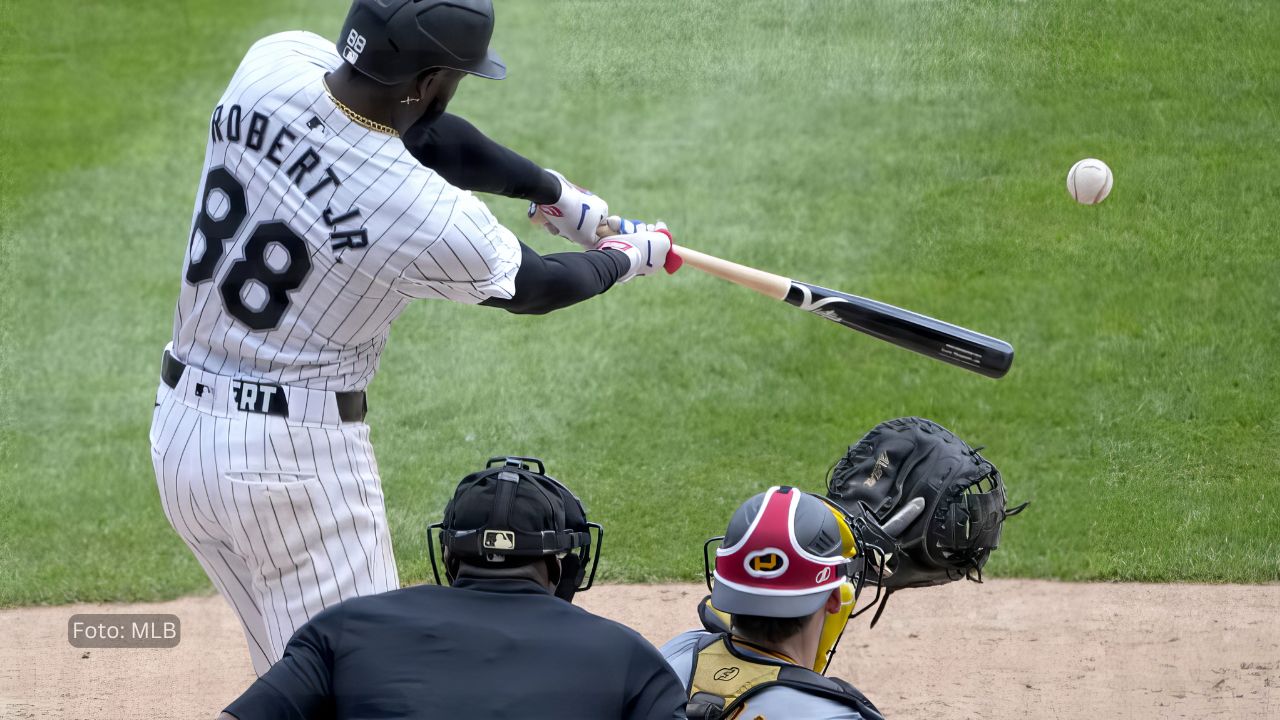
top-left (150, 365), bottom-right (398, 675)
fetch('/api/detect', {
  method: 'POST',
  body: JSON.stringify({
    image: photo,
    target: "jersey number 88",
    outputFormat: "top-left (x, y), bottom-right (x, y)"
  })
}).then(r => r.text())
top-left (186, 167), bottom-right (313, 331)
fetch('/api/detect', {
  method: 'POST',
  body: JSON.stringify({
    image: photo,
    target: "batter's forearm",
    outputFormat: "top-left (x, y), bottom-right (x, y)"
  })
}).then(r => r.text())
top-left (401, 113), bottom-right (561, 204)
top-left (482, 242), bottom-right (629, 315)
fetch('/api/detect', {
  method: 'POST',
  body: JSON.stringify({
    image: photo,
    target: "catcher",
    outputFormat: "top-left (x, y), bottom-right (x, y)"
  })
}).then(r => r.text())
top-left (661, 486), bottom-right (885, 720)
top-left (661, 417), bottom-right (1027, 719)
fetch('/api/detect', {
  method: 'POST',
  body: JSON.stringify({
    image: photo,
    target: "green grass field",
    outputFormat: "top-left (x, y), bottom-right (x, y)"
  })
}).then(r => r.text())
top-left (2, 0), bottom-right (1277, 605)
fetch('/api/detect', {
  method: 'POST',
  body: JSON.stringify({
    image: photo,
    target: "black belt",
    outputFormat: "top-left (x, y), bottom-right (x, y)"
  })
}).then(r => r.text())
top-left (161, 351), bottom-right (367, 423)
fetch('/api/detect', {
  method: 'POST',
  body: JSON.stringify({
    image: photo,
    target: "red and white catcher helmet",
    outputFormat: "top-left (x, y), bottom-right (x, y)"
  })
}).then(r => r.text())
top-left (711, 486), bottom-right (863, 618)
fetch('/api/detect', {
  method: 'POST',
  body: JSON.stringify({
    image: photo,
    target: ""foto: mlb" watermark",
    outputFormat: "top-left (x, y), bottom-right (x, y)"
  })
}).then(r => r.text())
top-left (67, 614), bottom-right (180, 648)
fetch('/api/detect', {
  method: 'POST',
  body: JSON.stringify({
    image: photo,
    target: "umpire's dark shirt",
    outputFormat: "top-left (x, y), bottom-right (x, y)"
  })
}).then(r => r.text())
top-left (224, 576), bottom-right (687, 720)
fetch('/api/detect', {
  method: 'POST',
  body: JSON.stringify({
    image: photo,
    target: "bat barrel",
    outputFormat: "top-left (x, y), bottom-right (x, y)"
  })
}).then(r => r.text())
top-left (785, 282), bottom-right (1014, 378)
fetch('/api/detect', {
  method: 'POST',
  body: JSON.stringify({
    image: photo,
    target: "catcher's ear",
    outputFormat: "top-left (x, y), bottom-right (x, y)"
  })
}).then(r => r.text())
top-left (825, 588), bottom-right (842, 615)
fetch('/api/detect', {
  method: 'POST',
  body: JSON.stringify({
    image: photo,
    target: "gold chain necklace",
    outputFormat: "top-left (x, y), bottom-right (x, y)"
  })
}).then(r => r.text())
top-left (322, 78), bottom-right (399, 137)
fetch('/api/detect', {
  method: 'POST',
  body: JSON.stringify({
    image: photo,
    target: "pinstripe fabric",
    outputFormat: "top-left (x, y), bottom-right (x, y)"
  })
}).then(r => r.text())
top-left (151, 377), bottom-right (397, 675)
top-left (171, 31), bottom-right (521, 392)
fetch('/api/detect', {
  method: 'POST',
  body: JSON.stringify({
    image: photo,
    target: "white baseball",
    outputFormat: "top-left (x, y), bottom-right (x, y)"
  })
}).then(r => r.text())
top-left (1067, 158), bottom-right (1113, 205)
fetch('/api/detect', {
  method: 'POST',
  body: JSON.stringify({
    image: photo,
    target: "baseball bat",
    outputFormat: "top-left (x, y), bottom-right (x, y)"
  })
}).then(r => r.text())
top-left (530, 210), bottom-right (1014, 378)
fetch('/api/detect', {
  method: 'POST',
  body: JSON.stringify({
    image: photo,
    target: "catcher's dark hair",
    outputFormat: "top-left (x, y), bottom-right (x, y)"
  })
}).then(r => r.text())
top-left (731, 613), bottom-right (810, 645)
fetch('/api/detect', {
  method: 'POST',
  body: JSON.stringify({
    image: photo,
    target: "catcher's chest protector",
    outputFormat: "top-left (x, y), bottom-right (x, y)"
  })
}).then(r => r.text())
top-left (685, 635), bottom-right (883, 720)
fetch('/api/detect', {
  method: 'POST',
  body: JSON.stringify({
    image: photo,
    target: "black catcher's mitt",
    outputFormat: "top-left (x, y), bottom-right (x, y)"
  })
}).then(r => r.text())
top-left (827, 417), bottom-right (1028, 602)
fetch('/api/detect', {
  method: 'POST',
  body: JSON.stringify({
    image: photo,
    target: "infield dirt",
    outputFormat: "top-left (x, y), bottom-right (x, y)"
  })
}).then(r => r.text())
top-left (2, 580), bottom-right (1276, 719)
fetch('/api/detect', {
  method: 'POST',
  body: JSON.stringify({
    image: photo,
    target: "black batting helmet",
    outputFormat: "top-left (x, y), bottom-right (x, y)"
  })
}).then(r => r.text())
top-left (337, 0), bottom-right (507, 85)
top-left (428, 456), bottom-right (603, 602)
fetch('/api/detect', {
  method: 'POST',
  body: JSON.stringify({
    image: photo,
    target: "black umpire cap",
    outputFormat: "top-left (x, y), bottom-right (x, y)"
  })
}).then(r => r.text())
top-left (429, 457), bottom-right (602, 601)
top-left (338, 0), bottom-right (507, 85)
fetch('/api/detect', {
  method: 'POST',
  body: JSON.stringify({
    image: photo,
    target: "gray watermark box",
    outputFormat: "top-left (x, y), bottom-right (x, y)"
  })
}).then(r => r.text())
top-left (67, 614), bottom-right (181, 648)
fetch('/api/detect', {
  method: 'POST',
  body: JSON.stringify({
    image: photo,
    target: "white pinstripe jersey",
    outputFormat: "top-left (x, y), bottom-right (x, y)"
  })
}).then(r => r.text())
top-left (171, 31), bottom-right (521, 392)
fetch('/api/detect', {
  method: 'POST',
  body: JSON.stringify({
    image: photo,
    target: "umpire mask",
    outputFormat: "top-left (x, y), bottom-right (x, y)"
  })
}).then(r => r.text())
top-left (428, 456), bottom-right (602, 602)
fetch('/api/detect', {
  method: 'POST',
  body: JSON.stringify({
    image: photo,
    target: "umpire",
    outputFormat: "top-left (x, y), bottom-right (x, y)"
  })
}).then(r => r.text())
top-left (219, 456), bottom-right (687, 720)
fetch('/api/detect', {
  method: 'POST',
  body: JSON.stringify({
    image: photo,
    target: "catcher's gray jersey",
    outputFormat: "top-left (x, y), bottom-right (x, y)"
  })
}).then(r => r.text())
top-left (661, 630), bottom-right (866, 720)
top-left (171, 31), bottom-right (520, 391)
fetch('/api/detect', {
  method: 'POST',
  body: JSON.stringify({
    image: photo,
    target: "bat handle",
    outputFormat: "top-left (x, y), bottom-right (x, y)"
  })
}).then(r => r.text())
top-left (532, 207), bottom-right (787, 295)
top-left (669, 246), bottom-right (791, 300)
top-left (599, 217), bottom-right (786, 294)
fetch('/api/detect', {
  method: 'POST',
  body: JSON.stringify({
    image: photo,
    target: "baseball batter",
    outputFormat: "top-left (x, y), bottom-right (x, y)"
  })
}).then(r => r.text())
top-left (150, 0), bottom-right (672, 675)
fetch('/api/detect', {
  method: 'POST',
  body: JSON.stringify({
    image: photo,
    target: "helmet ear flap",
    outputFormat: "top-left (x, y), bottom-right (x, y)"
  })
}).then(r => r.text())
top-left (824, 499), bottom-right (859, 559)
top-left (817, 495), bottom-right (861, 567)
top-left (814, 583), bottom-right (857, 674)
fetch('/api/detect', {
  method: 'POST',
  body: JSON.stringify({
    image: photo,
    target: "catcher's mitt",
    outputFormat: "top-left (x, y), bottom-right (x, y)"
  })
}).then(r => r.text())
top-left (826, 417), bottom-right (1028, 604)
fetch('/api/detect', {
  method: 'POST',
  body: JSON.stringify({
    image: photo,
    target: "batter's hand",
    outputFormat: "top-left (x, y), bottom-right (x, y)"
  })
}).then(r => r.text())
top-left (530, 170), bottom-right (609, 249)
top-left (602, 216), bottom-right (662, 235)
top-left (595, 223), bottom-right (677, 282)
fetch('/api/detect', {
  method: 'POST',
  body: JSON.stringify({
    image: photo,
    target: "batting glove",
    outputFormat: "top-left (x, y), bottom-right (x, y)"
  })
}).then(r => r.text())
top-left (595, 222), bottom-right (680, 282)
top-left (603, 215), bottom-right (662, 235)
top-left (529, 170), bottom-right (609, 249)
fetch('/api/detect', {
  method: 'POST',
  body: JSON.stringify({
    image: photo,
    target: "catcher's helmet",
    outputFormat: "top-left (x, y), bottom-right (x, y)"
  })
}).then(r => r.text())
top-left (709, 487), bottom-right (866, 618)
top-left (338, 0), bottom-right (506, 85)
top-left (428, 456), bottom-right (602, 601)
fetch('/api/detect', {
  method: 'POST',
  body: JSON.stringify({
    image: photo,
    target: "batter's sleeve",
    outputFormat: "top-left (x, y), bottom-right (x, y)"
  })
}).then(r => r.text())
top-left (401, 113), bottom-right (561, 205)
top-left (222, 608), bottom-right (340, 720)
top-left (480, 241), bottom-right (630, 315)
top-left (394, 195), bottom-right (522, 303)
